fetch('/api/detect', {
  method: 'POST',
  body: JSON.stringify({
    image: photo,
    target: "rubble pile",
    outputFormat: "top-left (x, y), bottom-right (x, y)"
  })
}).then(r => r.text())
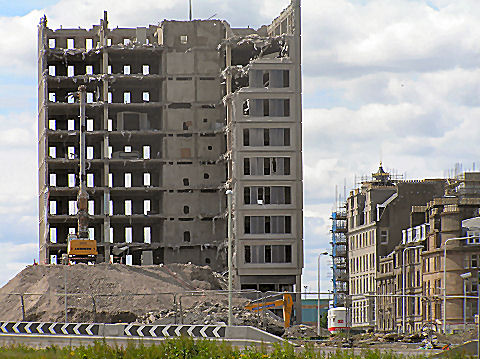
top-left (139, 301), bottom-right (286, 337)
top-left (0, 263), bottom-right (225, 324)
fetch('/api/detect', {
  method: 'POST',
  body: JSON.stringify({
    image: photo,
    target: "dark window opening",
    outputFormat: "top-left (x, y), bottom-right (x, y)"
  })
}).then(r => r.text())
top-left (203, 118), bottom-right (208, 123)
top-left (285, 216), bottom-right (292, 233)
top-left (207, 145), bottom-right (212, 150)
top-left (284, 158), bottom-right (290, 175)
top-left (183, 178), bottom-right (189, 186)
top-left (183, 206), bottom-right (189, 214)
top-left (265, 245), bottom-right (272, 263)
top-left (244, 187), bottom-right (250, 204)
top-left (204, 173), bottom-right (209, 179)
top-left (272, 158), bottom-right (277, 173)
top-left (264, 158), bottom-right (270, 175)
top-left (284, 128), bottom-right (290, 146)
top-left (283, 70), bottom-right (290, 87)
top-left (168, 103), bottom-right (191, 109)
top-left (245, 246), bottom-right (251, 263)
top-left (243, 100), bottom-right (249, 116)
top-left (258, 187), bottom-right (264, 202)
top-left (183, 122), bottom-right (189, 130)
top-left (183, 231), bottom-right (191, 242)
top-left (205, 257), bottom-right (211, 264)
top-left (244, 216), bottom-right (250, 234)
top-left (284, 99), bottom-right (290, 117)
top-left (264, 129), bottom-right (270, 146)
top-left (243, 129), bottom-right (249, 146)
top-left (244, 158), bottom-right (250, 175)
top-left (263, 72), bottom-right (270, 87)
top-left (285, 187), bottom-right (291, 204)
top-left (263, 99), bottom-right (270, 116)
top-left (285, 245), bottom-right (292, 263)
top-left (265, 216), bottom-right (271, 233)
top-left (265, 187), bottom-right (271, 204)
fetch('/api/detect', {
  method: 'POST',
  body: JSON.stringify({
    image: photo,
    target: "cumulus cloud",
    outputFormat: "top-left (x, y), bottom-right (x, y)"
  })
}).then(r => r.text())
top-left (1, 0), bottom-right (480, 293)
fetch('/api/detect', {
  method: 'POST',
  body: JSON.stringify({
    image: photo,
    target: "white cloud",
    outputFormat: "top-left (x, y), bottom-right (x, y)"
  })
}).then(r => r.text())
top-left (1, 0), bottom-right (480, 296)
top-left (0, 242), bottom-right (37, 286)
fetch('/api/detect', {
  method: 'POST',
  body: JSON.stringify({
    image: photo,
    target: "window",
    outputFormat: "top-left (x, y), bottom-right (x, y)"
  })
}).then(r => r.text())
top-left (68, 65), bottom-right (74, 77)
top-left (87, 173), bottom-right (94, 187)
top-left (144, 200), bottom-right (150, 215)
top-left (85, 38), bottom-right (93, 50)
top-left (243, 129), bottom-right (249, 146)
top-left (245, 246), bottom-right (251, 263)
top-left (87, 119), bottom-right (94, 132)
top-left (124, 173), bottom-right (131, 188)
top-left (183, 206), bottom-right (189, 214)
top-left (108, 119), bottom-right (113, 131)
top-left (144, 173), bottom-right (151, 186)
top-left (123, 38), bottom-right (131, 46)
top-left (49, 93), bottom-right (56, 102)
top-left (125, 227), bottom-right (132, 243)
top-left (243, 158), bottom-right (250, 175)
top-left (123, 65), bottom-right (130, 75)
top-left (183, 231), bottom-right (191, 242)
top-left (180, 35), bottom-right (188, 44)
top-left (88, 200), bottom-right (94, 215)
top-left (183, 178), bottom-right (189, 186)
top-left (143, 92), bottom-right (150, 102)
top-left (49, 147), bottom-right (56, 158)
top-left (125, 200), bottom-right (132, 215)
top-left (265, 245), bottom-right (272, 263)
top-left (87, 93), bottom-right (94, 103)
top-left (48, 38), bottom-right (56, 49)
top-left (49, 173), bottom-right (56, 187)
top-left (107, 38), bottom-right (112, 46)
top-left (124, 92), bottom-right (131, 104)
top-left (472, 255), bottom-right (478, 268)
top-left (144, 227), bottom-right (151, 244)
top-left (49, 200), bottom-right (57, 215)
top-left (48, 65), bottom-right (56, 76)
top-left (86, 65), bottom-right (93, 75)
top-left (143, 65), bottom-right (150, 75)
top-left (50, 228), bottom-right (57, 243)
top-left (48, 119), bottom-right (56, 130)
top-left (67, 38), bottom-right (74, 49)
top-left (68, 173), bottom-right (75, 187)
top-left (380, 230), bottom-right (388, 244)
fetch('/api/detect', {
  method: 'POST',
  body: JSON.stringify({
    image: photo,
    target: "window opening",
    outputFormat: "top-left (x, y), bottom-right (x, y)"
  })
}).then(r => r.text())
top-left (68, 65), bottom-right (74, 77)
top-left (86, 119), bottom-right (94, 131)
top-left (87, 173), bottom-right (94, 187)
top-left (183, 231), bottom-right (191, 242)
top-left (48, 65), bottom-right (55, 76)
top-left (125, 200), bottom-right (132, 215)
top-left (124, 92), bottom-right (131, 104)
top-left (123, 65), bottom-right (130, 75)
top-left (125, 173), bottom-right (131, 188)
top-left (86, 65), bottom-right (93, 75)
top-left (48, 38), bottom-right (56, 48)
top-left (143, 65), bottom-right (150, 75)
top-left (144, 227), bottom-right (151, 244)
top-left (125, 227), bottom-right (132, 243)
top-left (144, 200), bottom-right (150, 215)
top-left (88, 200), bottom-right (94, 215)
top-left (49, 147), bottom-right (56, 158)
top-left (67, 38), bottom-right (74, 49)
top-left (86, 38), bottom-right (93, 50)
top-left (143, 146), bottom-right (150, 159)
top-left (49, 173), bottom-right (56, 187)
top-left (49, 200), bottom-right (56, 215)
top-left (50, 228), bottom-right (57, 243)
top-left (144, 173), bottom-right (151, 186)
top-left (143, 92), bottom-right (150, 102)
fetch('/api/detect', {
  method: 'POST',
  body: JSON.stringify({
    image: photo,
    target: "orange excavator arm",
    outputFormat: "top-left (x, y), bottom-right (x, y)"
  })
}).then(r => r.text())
top-left (245, 293), bottom-right (293, 328)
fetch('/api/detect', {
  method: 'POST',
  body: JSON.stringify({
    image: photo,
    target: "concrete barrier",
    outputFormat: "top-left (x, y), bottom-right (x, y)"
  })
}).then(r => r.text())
top-left (0, 321), bottom-right (285, 348)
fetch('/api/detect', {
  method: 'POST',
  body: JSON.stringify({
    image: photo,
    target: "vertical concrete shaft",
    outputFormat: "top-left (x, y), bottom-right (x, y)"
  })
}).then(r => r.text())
top-left (77, 85), bottom-right (89, 239)
top-left (101, 11), bottom-right (111, 261)
top-left (227, 190), bottom-right (233, 326)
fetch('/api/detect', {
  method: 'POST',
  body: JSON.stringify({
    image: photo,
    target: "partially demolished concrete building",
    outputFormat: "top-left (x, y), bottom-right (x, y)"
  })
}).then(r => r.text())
top-left (38, 1), bottom-right (303, 296)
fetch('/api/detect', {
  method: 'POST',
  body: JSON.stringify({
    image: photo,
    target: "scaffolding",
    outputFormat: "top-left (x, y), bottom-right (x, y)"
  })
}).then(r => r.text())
top-left (331, 208), bottom-right (348, 307)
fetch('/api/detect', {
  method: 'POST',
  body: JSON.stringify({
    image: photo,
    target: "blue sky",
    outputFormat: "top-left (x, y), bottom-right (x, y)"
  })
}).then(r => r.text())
top-left (1, 0), bottom-right (480, 299)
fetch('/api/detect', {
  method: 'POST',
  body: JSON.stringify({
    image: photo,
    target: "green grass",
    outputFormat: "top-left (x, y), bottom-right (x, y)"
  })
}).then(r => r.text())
top-left (0, 337), bottom-right (433, 358)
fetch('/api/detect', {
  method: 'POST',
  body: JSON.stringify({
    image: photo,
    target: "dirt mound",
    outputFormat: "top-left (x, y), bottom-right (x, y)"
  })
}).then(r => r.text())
top-left (0, 263), bottom-right (225, 323)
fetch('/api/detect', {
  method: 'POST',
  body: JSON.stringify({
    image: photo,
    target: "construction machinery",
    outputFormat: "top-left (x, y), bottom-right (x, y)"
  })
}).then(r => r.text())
top-left (67, 85), bottom-right (97, 264)
top-left (245, 293), bottom-right (293, 328)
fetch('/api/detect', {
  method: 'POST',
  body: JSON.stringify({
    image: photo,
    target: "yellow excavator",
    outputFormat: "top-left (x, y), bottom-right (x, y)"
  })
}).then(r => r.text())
top-left (66, 85), bottom-right (97, 264)
top-left (245, 293), bottom-right (293, 328)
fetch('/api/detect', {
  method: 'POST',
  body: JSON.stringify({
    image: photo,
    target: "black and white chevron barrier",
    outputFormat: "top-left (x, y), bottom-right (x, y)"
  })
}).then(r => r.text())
top-left (0, 322), bottom-right (99, 336)
top-left (124, 324), bottom-right (226, 338)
